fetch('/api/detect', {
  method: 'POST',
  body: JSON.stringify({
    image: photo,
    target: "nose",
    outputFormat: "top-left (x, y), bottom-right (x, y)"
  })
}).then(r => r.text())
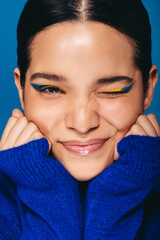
top-left (65, 100), bottom-right (100, 134)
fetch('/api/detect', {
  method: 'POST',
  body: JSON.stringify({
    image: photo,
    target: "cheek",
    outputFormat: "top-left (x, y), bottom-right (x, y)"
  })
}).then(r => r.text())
top-left (23, 97), bottom-right (64, 137)
top-left (98, 97), bottom-right (143, 131)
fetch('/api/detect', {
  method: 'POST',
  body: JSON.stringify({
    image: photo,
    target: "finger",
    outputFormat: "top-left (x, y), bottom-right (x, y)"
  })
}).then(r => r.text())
top-left (12, 109), bottom-right (24, 118)
top-left (1, 117), bottom-right (28, 150)
top-left (14, 122), bottom-right (38, 147)
top-left (125, 123), bottom-right (148, 137)
top-left (28, 133), bottom-right (52, 154)
top-left (27, 131), bottom-right (44, 142)
top-left (147, 114), bottom-right (160, 136)
top-left (0, 117), bottom-right (19, 147)
top-left (46, 137), bottom-right (52, 153)
top-left (1, 109), bottom-right (24, 146)
top-left (114, 142), bottom-right (120, 161)
top-left (136, 114), bottom-right (158, 137)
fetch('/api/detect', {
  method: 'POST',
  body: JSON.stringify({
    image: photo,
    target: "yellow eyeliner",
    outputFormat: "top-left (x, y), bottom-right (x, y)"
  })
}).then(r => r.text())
top-left (107, 88), bottom-right (122, 93)
top-left (106, 81), bottom-right (135, 94)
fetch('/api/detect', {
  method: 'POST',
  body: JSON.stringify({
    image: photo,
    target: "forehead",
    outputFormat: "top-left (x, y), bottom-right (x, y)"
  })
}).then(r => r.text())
top-left (31, 21), bottom-right (134, 56)
top-left (28, 21), bottom-right (137, 80)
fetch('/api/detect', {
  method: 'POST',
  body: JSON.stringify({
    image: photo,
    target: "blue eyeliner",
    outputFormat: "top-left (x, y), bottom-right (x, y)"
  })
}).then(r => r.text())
top-left (30, 83), bottom-right (50, 92)
top-left (31, 81), bottom-right (135, 95)
top-left (106, 81), bottom-right (135, 94)
top-left (30, 83), bottom-right (64, 94)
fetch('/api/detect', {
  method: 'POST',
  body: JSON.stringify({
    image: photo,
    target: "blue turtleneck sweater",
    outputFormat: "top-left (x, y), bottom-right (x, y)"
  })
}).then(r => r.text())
top-left (0, 135), bottom-right (160, 239)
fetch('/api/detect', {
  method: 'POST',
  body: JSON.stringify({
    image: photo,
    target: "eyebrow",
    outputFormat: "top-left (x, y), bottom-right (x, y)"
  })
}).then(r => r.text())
top-left (30, 72), bottom-right (67, 82)
top-left (96, 76), bottom-right (134, 85)
top-left (30, 72), bottom-right (134, 85)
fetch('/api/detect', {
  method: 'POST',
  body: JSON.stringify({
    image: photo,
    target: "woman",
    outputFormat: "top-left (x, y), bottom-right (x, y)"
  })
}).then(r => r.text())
top-left (0, 0), bottom-right (160, 239)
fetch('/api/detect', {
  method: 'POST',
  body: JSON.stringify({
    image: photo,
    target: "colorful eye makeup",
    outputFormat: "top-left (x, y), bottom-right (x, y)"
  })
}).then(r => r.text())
top-left (31, 81), bottom-right (135, 96)
top-left (30, 83), bottom-right (64, 93)
top-left (101, 81), bottom-right (135, 95)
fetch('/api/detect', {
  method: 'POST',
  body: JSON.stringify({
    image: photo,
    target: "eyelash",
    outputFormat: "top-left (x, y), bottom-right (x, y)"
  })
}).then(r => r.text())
top-left (31, 81), bottom-right (135, 97)
top-left (99, 82), bottom-right (135, 96)
top-left (100, 90), bottom-right (127, 96)
top-left (31, 83), bottom-right (64, 94)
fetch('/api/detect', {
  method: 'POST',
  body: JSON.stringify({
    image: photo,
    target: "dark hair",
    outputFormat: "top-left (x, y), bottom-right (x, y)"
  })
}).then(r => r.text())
top-left (17, 0), bottom-right (152, 92)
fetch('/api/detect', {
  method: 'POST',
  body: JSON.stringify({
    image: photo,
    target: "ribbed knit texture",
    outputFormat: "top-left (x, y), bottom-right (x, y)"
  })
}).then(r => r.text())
top-left (0, 135), bottom-right (160, 239)
top-left (0, 138), bottom-right (83, 239)
top-left (84, 135), bottom-right (160, 240)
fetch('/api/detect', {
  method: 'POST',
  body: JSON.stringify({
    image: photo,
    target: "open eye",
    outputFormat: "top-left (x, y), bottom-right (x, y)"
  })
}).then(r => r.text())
top-left (30, 83), bottom-right (65, 94)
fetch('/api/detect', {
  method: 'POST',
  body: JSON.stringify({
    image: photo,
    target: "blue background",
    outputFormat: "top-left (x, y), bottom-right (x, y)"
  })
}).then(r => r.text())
top-left (0, 0), bottom-right (160, 135)
top-left (0, 0), bottom-right (160, 134)
top-left (0, 0), bottom-right (160, 189)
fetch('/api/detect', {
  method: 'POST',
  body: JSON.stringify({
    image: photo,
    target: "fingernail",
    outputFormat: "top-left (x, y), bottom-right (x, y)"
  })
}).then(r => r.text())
top-left (12, 109), bottom-right (17, 114)
top-left (114, 147), bottom-right (120, 161)
top-left (12, 109), bottom-right (19, 115)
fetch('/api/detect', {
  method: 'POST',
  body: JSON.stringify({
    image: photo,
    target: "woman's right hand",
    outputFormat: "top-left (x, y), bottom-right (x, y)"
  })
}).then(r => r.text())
top-left (0, 109), bottom-right (51, 151)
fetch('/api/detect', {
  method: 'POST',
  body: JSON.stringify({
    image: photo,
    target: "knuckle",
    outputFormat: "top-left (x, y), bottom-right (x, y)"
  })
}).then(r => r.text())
top-left (34, 134), bottom-right (42, 140)
top-left (136, 114), bottom-right (145, 123)
top-left (148, 113), bottom-right (156, 121)
top-left (34, 130), bottom-right (43, 136)
top-left (20, 116), bottom-right (28, 124)
top-left (28, 122), bottom-right (38, 130)
top-left (7, 116), bottom-right (18, 124)
top-left (14, 116), bottom-right (28, 128)
top-left (29, 131), bottom-right (43, 141)
top-left (130, 124), bottom-right (140, 134)
top-left (147, 113), bottom-right (155, 118)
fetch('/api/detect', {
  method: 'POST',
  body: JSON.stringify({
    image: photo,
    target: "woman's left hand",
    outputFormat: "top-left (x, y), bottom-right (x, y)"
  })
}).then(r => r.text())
top-left (114, 113), bottom-right (160, 160)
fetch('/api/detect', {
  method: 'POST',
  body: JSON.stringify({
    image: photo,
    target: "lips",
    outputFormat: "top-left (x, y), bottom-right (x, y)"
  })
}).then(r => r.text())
top-left (60, 139), bottom-right (108, 155)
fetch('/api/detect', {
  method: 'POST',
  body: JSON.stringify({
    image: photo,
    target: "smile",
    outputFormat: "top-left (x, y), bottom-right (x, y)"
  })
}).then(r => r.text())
top-left (60, 139), bottom-right (108, 155)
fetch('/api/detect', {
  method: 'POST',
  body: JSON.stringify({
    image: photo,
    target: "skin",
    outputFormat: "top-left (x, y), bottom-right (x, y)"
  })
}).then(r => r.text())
top-left (0, 21), bottom-right (159, 181)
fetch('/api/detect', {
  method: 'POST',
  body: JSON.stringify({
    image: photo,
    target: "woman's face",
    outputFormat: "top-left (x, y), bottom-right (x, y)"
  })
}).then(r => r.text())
top-left (17, 22), bottom-right (145, 180)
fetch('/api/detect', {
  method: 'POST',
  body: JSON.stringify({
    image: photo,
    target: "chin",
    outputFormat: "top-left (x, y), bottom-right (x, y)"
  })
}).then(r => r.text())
top-left (73, 174), bottom-right (96, 181)
top-left (52, 145), bottom-right (114, 181)
top-left (66, 165), bottom-right (110, 181)
top-left (71, 173), bottom-right (98, 181)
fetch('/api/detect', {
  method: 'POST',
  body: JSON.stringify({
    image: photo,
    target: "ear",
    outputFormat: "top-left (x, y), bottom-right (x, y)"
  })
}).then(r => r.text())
top-left (14, 68), bottom-right (25, 110)
top-left (143, 65), bottom-right (158, 111)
